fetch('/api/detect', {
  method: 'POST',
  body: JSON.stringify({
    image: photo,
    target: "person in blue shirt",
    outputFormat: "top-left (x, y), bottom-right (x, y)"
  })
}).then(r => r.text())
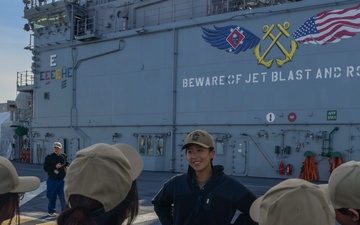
top-left (43, 142), bottom-right (69, 217)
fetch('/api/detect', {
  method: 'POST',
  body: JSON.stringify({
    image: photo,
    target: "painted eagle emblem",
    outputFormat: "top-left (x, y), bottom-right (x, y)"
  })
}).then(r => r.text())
top-left (202, 25), bottom-right (260, 54)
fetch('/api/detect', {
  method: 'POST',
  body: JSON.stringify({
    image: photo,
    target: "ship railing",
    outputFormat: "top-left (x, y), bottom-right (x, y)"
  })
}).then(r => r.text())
top-left (25, 0), bottom-right (79, 8)
top-left (133, 0), bottom-right (293, 29)
top-left (92, 0), bottom-right (117, 4)
top-left (17, 71), bottom-right (34, 88)
top-left (25, 0), bottom-right (295, 14)
top-left (11, 107), bottom-right (33, 124)
top-left (75, 16), bottom-right (103, 37)
top-left (25, 0), bottom-right (298, 35)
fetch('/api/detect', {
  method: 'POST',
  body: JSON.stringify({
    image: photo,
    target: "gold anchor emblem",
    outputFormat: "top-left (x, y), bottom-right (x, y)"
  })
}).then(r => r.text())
top-left (254, 22), bottom-right (298, 68)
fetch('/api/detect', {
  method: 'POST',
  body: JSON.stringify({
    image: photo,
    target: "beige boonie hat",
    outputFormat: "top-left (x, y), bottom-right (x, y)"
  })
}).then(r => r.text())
top-left (0, 156), bottom-right (40, 195)
top-left (112, 143), bottom-right (143, 180)
top-left (181, 130), bottom-right (215, 149)
top-left (250, 178), bottom-right (335, 225)
top-left (64, 143), bottom-right (143, 212)
top-left (320, 160), bottom-right (360, 209)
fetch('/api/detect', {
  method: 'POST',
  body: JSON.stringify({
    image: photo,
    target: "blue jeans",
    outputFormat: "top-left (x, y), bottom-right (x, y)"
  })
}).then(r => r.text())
top-left (46, 178), bottom-right (66, 213)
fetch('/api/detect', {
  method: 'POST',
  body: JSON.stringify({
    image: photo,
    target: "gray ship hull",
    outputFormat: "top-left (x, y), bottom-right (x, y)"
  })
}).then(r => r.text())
top-left (15, 0), bottom-right (360, 181)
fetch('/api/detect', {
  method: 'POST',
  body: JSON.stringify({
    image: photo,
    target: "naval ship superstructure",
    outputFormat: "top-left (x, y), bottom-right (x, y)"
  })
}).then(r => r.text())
top-left (14, 0), bottom-right (360, 181)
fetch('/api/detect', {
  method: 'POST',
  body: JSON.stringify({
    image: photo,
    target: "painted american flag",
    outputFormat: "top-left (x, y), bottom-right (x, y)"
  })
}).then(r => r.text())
top-left (292, 4), bottom-right (360, 45)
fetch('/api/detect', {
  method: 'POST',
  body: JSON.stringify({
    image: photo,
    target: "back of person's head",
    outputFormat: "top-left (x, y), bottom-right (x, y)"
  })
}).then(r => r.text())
top-left (57, 143), bottom-right (143, 225)
top-left (0, 193), bottom-right (21, 225)
top-left (250, 178), bottom-right (335, 225)
top-left (325, 161), bottom-right (360, 209)
top-left (320, 161), bottom-right (360, 225)
top-left (0, 156), bottom-right (40, 224)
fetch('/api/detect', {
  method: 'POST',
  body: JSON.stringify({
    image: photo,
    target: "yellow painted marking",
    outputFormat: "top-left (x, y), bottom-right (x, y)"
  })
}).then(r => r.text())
top-left (36, 223), bottom-right (56, 225)
top-left (4, 216), bottom-right (56, 225)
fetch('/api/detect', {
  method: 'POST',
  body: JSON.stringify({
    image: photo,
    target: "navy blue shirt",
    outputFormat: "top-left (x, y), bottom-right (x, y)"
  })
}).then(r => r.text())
top-left (43, 153), bottom-right (69, 180)
top-left (152, 165), bottom-right (258, 225)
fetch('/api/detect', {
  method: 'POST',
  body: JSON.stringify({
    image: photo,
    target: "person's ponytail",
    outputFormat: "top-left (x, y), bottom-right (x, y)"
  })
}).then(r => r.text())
top-left (57, 205), bottom-right (97, 225)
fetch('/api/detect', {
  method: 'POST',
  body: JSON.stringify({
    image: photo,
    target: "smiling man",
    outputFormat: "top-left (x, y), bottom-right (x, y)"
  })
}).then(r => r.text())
top-left (152, 129), bottom-right (257, 225)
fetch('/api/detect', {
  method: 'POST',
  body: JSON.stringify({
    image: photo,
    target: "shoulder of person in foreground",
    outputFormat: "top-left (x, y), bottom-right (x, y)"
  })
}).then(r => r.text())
top-left (151, 172), bottom-right (188, 225)
top-left (222, 174), bottom-right (258, 199)
top-left (152, 172), bottom-right (187, 202)
top-left (157, 172), bottom-right (188, 191)
top-left (216, 174), bottom-right (258, 224)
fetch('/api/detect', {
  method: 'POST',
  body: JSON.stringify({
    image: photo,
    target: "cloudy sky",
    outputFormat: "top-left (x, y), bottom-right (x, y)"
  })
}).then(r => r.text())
top-left (0, 1), bottom-right (32, 103)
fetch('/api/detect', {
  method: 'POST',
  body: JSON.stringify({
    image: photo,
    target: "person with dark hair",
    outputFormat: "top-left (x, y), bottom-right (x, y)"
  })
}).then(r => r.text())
top-left (43, 141), bottom-right (70, 217)
top-left (152, 129), bottom-right (258, 225)
top-left (320, 161), bottom-right (360, 225)
top-left (57, 143), bottom-right (143, 225)
top-left (0, 156), bottom-right (40, 225)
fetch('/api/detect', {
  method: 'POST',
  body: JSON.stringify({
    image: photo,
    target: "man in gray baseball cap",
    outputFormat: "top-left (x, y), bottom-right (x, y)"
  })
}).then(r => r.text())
top-left (43, 141), bottom-right (70, 217)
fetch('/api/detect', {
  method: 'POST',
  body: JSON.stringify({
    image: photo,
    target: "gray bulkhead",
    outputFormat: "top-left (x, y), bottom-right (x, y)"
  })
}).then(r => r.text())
top-left (19, 0), bottom-right (360, 181)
